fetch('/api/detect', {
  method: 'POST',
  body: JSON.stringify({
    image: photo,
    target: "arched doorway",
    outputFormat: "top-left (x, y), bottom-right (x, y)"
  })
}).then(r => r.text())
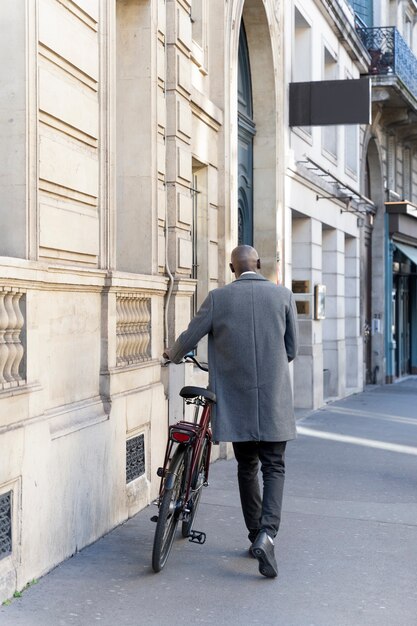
top-left (226, 0), bottom-right (279, 279)
top-left (363, 136), bottom-right (384, 383)
top-left (237, 23), bottom-right (255, 246)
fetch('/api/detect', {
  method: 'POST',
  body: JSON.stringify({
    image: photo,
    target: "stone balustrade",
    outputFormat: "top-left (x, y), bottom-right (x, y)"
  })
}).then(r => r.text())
top-left (0, 288), bottom-right (26, 389)
top-left (116, 294), bottom-right (151, 366)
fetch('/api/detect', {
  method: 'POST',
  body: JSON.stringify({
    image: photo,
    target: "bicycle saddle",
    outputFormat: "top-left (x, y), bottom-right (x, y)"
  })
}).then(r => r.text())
top-left (180, 386), bottom-right (216, 403)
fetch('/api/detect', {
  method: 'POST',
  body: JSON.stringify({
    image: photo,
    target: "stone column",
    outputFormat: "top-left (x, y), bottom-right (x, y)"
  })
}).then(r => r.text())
top-left (115, 0), bottom-right (159, 274)
top-left (345, 235), bottom-right (363, 390)
top-left (292, 216), bottom-right (323, 410)
top-left (322, 228), bottom-right (346, 399)
top-left (165, 0), bottom-right (194, 344)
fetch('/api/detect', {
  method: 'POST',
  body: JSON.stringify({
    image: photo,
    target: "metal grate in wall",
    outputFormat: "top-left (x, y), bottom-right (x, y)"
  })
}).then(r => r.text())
top-left (0, 491), bottom-right (12, 560)
top-left (126, 434), bottom-right (145, 483)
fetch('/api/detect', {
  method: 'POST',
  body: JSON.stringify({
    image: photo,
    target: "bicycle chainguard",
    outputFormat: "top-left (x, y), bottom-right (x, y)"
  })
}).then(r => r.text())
top-left (188, 530), bottom-right (206, 545)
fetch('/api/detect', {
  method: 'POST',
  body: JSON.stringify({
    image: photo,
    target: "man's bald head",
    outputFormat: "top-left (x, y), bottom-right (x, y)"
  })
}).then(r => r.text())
top-left (230, 245), bottom-right (261, 278)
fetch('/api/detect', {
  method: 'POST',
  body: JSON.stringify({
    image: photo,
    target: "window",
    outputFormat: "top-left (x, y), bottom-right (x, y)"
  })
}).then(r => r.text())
top-left (403, 146), bottom-right (411, 201)
top-left (191, 162), bottom-right (208, 315)
top-left (293, 8), bottom-right (312, 83)
top-left (345, 70), bottom-right (358, 176)
top-left (191, 0), bottom-right (207, 69)
top-left (322, 47), bottom-right (338, 159)
top-left (293, 7), bottom-right (312, 136)
top-left (404, 14), bottom-right (412, 48)
top-left (191, 0), bottom-right (203, 49)
top-left (348, 0), bottom-right (373, 26)
top-left (191, 161), bottom-right (210, 362)
top-left (345, 124), bottom-right (358, 175)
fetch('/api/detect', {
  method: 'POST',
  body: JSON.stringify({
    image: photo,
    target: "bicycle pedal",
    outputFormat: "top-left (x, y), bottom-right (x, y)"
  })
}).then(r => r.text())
top-left (156, 467), bottom-right (165, 477)
top-left (150, 515), bottom-right (158, 523)
top-left (188, 530), bottom-right (206, 545)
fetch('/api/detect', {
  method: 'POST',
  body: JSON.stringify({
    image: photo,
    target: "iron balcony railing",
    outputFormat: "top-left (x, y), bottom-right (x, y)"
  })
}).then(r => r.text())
top-left (357, 27), bottom-right (417, 100)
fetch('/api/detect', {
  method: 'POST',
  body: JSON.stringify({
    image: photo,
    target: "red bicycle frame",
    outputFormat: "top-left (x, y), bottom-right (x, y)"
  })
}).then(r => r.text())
top-left (158, 400), bottom-right (212, 505)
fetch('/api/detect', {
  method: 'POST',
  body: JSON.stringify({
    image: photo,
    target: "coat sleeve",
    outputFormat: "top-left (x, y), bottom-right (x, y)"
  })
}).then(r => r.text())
top-left (169, 292), bottom-right (214, 363)
top-left (284, 291), bottom-right (298, 363)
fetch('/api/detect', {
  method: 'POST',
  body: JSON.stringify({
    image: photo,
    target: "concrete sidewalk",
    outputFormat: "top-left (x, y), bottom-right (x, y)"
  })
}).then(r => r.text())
top-left (2, 379), bottom-right (417, 626)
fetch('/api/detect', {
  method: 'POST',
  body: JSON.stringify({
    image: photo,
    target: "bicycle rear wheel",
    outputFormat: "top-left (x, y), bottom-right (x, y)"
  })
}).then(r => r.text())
top-left (152, 446), bottom-right (188, 572)
top-left (181, 438), bottom-right (208, 538)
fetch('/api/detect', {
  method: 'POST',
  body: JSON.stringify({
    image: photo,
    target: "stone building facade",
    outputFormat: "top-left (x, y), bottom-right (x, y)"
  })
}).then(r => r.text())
top-left (352, 0), bottom-right (417, 384)
top-left (0, 0), bottom-right (381, 600)
top-left (286, 0), bottom-right (369, 409)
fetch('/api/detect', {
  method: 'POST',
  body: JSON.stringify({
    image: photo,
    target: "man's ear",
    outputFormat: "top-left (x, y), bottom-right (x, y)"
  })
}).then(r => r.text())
top-left (229, 262), bottom-right (235, 274)
top-left (257, 259), bottom-right (261, 270)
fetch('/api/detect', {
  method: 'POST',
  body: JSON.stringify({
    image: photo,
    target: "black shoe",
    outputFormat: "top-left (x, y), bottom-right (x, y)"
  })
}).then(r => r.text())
top-left (248, 529), bottom-right (259, 557)
top-left (251, 531), bottom-right (278, 578)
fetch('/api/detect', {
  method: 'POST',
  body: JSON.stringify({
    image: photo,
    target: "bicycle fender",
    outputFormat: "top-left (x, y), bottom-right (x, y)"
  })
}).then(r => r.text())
top-left (164, 473), bottom-right (176, 490)
top-left (163, 444), bottom-right (188, 491)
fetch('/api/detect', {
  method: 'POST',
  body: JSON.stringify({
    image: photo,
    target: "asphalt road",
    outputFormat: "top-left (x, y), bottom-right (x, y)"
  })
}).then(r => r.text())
top-left (1, 378), bottom-right (417, 626)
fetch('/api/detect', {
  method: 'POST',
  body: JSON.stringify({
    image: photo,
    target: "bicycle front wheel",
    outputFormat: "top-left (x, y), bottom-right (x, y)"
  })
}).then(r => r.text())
top-left (152, 446), bottom-right (187, 573)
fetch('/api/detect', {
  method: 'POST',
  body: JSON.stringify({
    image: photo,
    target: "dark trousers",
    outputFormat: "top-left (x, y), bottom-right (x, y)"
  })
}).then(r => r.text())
top-left (232, 441), bottom-right (287, 540)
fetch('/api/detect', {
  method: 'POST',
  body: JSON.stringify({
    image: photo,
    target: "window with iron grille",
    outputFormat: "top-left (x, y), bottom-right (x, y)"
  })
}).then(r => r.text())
top-left (126, 434), bottom-right (145, 483)
top-left (0, 491), bottom-right (12, 560)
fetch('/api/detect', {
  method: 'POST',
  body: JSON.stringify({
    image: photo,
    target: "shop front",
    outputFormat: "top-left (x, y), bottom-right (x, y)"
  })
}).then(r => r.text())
top-left (386, 203), bottom-right (417, 381)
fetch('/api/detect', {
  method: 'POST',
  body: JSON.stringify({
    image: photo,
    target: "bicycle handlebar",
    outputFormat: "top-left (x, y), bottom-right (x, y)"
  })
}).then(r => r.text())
top-left (183, 354), bottom-right (208, 372)
top-left (162, 354), bottom-right (208, 372)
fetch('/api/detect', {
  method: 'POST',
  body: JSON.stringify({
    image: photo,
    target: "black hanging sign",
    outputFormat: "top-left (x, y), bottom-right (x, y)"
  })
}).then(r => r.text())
top-left (289, 78), bottom-right (371, 126)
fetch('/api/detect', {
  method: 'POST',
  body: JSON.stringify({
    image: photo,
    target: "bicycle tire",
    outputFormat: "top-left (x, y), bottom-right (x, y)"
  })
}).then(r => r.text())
top-left (152, 445), bottom-right (188, 573)
top-left (181, 438), bottom-right (208, 538)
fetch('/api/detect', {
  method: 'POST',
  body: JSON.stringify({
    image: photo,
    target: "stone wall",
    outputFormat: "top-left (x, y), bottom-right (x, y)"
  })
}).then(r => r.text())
top-left (0, 0), bottom-right (369, 601)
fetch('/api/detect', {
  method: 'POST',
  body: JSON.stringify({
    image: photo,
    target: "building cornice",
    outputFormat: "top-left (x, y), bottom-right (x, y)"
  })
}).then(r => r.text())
top-left (0, 258), bottom-right (169, 294)
top-left (317, 0), bottom-right (370, 72)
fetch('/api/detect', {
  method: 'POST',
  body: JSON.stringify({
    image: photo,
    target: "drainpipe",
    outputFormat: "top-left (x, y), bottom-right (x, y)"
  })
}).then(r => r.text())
top-left (164, 200), bottom-right (174, 350)
top-left (384, 212), bottom-right (394, 383)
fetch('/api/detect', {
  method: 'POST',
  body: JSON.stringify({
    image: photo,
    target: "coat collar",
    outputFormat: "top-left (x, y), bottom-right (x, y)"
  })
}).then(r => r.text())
top-left (234, 273), bottom-right (268, 282)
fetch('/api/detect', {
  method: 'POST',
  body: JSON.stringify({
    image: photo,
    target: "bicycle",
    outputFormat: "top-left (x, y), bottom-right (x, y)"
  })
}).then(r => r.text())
top-left (151, 354), bottom-right (216, 573)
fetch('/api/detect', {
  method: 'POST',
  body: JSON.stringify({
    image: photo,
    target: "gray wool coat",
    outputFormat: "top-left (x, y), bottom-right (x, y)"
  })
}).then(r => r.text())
top-left (169, 273), bottom-right (299, 443)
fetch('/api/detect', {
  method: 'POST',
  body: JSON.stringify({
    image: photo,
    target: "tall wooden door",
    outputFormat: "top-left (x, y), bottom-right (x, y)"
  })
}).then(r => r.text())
top-left (238, 23), bottom-right (256, 246)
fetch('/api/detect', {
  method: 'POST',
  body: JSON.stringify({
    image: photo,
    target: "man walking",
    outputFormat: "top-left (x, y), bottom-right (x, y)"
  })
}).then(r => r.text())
top-left (164, 245), bottom-right (298, 578)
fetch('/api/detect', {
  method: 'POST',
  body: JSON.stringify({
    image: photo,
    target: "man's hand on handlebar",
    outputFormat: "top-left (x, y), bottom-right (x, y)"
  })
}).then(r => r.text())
top-left (163, 347), bottom-right (194, 362)
top-left (161, 350), bottom-right (208, 372)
